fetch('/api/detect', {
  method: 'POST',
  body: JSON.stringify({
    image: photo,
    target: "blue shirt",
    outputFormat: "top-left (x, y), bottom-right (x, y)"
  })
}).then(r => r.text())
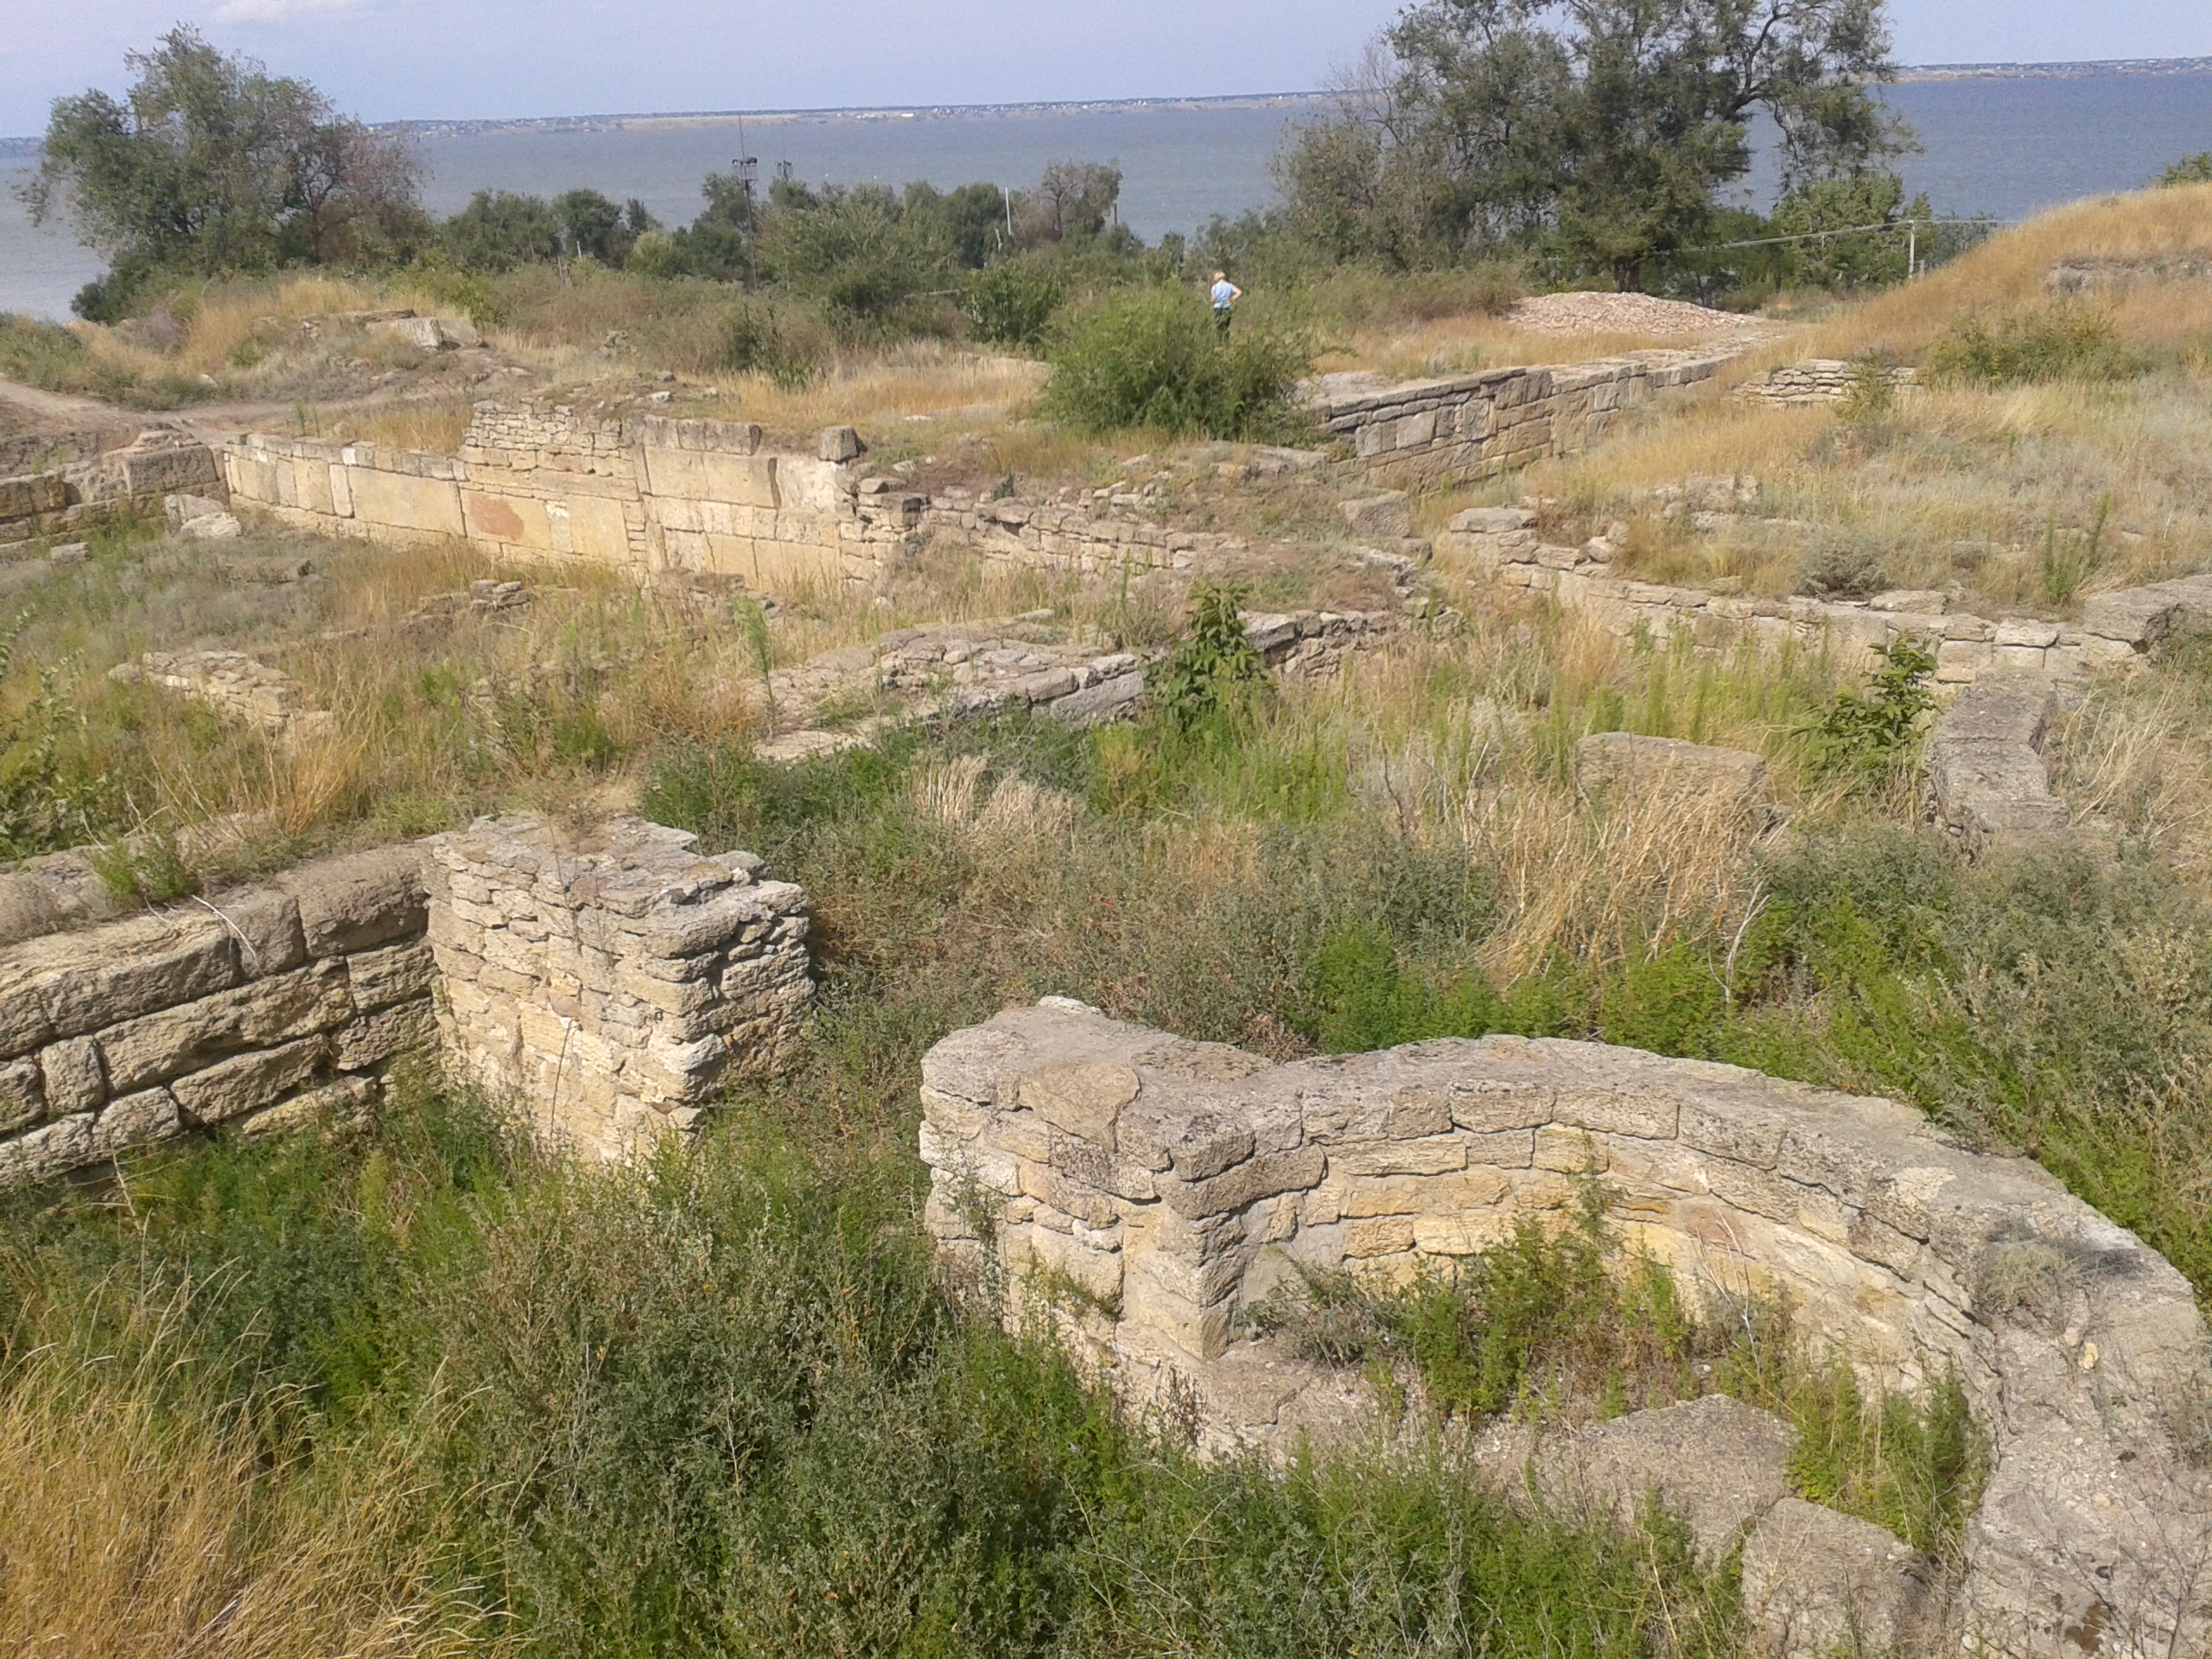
top-left (1211, 281), bottom-right (1236, 310)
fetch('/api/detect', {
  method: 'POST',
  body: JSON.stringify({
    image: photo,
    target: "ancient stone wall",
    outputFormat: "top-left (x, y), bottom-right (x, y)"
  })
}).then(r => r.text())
top-left (1734, 359), bottom-right (1919, 406)
top-left (919, 1001), bottom-right (2211, 1658)
top-left (2, 431), bottom-right (226, 540)
top-left (1925, 675), bottom-right (2072, 855)
top-left (423, 815), bottom-right (812, 1162)
top-left (1313, 349), bottom-right (1737, 488)
top-left (221, 402), bottom-right (1281, 591)
top-left (1439, 506), bottom-right (2167, 688)
top-left (0, 847), bottom-right (432, 1183)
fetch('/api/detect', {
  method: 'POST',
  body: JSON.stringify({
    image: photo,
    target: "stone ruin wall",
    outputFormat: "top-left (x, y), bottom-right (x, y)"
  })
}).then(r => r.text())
top-left (0, 816), bottom-right (814, 1180)
top-left (1440, 505), bottom-right (2171, 690)
top-left (0, 846), bottom-right (433, 1184)
top-left (918, 1000), bottom-right (2212, 1659)
top-left (1734, 359), bottom-right (1920, 407)
top-left (218, 402), bottom-right (1244, 591)
top-left (423, 815), bottom-right (811, 1163)
top-left (1315, 349), bottom-right (1738, 487)
top-left (2, 429), bottom-right (227, 542)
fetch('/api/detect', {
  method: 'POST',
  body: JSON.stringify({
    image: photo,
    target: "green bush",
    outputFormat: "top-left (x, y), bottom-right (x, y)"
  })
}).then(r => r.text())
top-left (962, 260), bottom-right (1065, 347)
top-left (1799, 637), bottom-right (1936, 786)
top-left (1038, 288), bottom-right (1315, 439)
top-left (2153, 151), bottom-right (2212, 188)
top-left (1926, 303), bottom-right (2152, 385)
top-left (1157, 580), bottom-right (1267, 730)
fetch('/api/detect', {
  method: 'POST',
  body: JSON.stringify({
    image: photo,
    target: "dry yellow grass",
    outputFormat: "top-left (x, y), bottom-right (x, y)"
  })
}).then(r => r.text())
top-left (0, 1278), bottom-right (503, 1659)
top-left (1321, 319), bottom-right (1747, 382)
top-left (1807, 182), bottom-right (2212, 361)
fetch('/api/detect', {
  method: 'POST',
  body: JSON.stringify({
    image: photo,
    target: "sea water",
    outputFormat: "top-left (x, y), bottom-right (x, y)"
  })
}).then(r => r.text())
top-left (3, 72), bottom-right (2210, 321)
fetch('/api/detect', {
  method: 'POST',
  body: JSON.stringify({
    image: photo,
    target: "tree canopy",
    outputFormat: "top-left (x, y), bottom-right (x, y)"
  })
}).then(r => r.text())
top-left (1278, 0), bottom-right (1911, 287)
top-left (25, 25), bottom-right (421, 310)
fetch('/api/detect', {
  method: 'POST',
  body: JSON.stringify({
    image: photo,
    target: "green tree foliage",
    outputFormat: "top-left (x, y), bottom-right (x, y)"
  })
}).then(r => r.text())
top-left (962, 258), bottom-right (1066, 346)
top-left (1280, 0), bottom-right (1908, 286)
top-left (25, 25), bottom-right (422, 313)
top-left (441, 189), bottom-right (563, 270)
top-left (2154, 151), bottom-right (2212, 187)
top-left (1039, 289), bottom-right (1315, 439)
top-left (1158, 580), bottom-right (1268, 730)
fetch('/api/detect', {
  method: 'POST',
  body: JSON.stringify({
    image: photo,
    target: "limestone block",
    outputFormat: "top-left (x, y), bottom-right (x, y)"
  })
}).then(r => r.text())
top-left (20, 912), bottom-right (239, 1040)
top-left (239, 1075), bottom-right (378, 1137)
top-left (1518, 1395), bottom-right (1797, 1562)
top-left (276, 845), bottom-right (427, 957)
top-left (1020, 1062), bottom-right (1140, 1147)
top-left (39, 1037), bottom-right (105, 1116)
top-left (564, 493), bottom-right (633, 564)
top-left (817, 426), bottom-right (863, 463)
top-left (461, 490), bottom-right (556, 550)
top-left (345, 467), bottom-right (464, 537)
top-left (1122, 1260), bottom-right (1236, 1358)
top-left (346, 941), bottom-right (435, 1012)
top-left (1575, 731), bottom-right (1770, 820)
top-left (1339, 493), bottom-right (1414, 539)
top-left (170, 1035), bottom-right (331, 1125)
top-left (1741, 1498), bottom-right (1931, 1657)
top-left (1329, 1135), bottom-right (1468, 1176)
top-left (0, 1111), bottom-right (93, 1183)
top-left (645, 447), bottom-right (778, 508)
top-left (334, 1001), bottom-right (432, 1071)
top-left (210, 887), bottom-right (309, 978)
top-left (1160, 1146), bottom-right (1326, 1219)
top-left (97, 959), bottom-right (353, 1094)
top-left (92, 1085), bottom-right (182, 1154)
top-left (0, 1057), bottom-right (43, 1134)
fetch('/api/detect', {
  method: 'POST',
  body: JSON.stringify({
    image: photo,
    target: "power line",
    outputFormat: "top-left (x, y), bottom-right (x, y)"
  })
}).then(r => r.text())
top-left (1675, 217), bottom-right (2013, 254)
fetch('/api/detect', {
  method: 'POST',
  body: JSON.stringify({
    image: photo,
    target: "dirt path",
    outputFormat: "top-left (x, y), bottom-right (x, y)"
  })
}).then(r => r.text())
top-left (0, 374), bottom-right (511, 449)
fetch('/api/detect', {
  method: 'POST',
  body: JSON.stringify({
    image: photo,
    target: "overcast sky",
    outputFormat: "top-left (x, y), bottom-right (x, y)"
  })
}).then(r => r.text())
top-left (3, 0), bottom-right (2209, 137)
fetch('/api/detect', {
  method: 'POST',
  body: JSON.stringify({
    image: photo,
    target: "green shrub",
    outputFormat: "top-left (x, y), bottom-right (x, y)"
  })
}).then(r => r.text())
top-left (2153, 151), bottom-right (2212, 188)
top-left (963, 260), bottom-right (1065, 347)
top-left (1799, 637), bottom-right (1936, 785)
top-left (716, 304), bottom-right (817, 389)
top-left (1039, 288), bottom-right (1315, 439)
top-left (1926, 303), bottom-right (2152, 385)
top-left (1157, 580), bottom-right (1267, 730)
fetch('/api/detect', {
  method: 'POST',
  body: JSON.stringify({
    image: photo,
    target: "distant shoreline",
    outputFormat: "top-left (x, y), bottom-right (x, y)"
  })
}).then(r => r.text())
top-left (4, 57), bottom-right (2209, 149)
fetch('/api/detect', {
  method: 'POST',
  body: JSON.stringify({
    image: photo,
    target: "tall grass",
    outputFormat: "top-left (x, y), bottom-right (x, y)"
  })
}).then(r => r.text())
top-left (0, 1068), bottom-right (1744, 1659)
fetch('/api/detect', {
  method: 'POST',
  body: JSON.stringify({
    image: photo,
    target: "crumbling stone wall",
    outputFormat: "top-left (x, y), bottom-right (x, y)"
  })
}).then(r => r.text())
top-left (2, 430), bottom-right (226, 538)
top-left (1439, 506), bottom-right (2177, 688)
top-left (1313, 349), bottom-right (1738, 488)
top-left (423, 815), bottom-right (811, 1162)
top-left (0, 847), bottom-right (431, 1183)
top-left (1733, 359), bottom-right (1919, 406)
top-left (0, 815), bottom-right (813, 1179)
top-left (920, 1001), bottom-right (2211, 1658)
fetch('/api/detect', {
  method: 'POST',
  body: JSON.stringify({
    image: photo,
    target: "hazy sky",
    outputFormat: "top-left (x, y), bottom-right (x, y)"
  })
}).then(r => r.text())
top-left (3, 0), bottom-right (2209, 137)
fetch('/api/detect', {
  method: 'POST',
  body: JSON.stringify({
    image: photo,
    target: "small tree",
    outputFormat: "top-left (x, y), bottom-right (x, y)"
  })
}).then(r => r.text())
top-left (25, 26), bottom-right (419, 307)
top-left (1026, 162), bottom-right (1122, 243)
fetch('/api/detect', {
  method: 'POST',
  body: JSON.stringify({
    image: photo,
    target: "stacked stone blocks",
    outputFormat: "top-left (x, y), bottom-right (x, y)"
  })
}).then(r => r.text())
top-left (423, 815), bottom-right (812, 1162)
top-left (1315, 350), bottom-right (1736, 488)
top-left (920, 1001), bottom-right (2210, 1659)
top-left (0, 847), bottom-right (431, 1183)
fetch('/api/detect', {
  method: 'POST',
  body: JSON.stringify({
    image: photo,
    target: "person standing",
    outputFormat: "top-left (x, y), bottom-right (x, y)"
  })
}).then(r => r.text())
top-left (1210, 270), bottom-right (1243, 340)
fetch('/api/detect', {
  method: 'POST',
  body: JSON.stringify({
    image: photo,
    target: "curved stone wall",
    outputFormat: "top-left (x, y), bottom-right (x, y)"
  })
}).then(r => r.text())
top-left (918, 1001), bottom-right (2211, 1656)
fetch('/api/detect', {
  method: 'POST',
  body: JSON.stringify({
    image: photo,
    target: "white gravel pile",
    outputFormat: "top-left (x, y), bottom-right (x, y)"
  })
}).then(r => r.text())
top-left (1506, 291), bottom-right (1764, 337)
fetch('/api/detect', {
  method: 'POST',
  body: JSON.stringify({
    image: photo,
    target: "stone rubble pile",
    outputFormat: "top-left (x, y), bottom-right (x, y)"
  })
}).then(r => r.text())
top-left (110, 651), bottom-right (337, 746)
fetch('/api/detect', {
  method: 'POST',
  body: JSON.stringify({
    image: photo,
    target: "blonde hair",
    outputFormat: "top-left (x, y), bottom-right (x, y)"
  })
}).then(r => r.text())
top-left (1211, 270), bottom-right (1226, 282)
